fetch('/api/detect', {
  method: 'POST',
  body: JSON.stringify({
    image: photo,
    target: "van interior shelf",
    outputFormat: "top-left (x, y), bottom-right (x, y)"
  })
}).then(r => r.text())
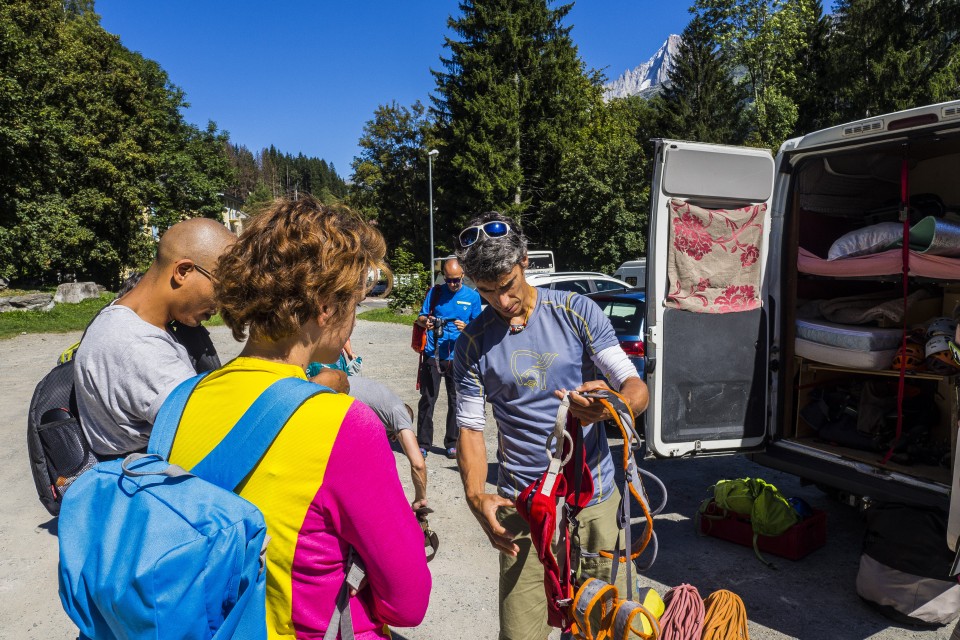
top-left (795, 272), bottom-right (960, 286)
top-left (799, 358), bottom-right (955, 382)
top-left (798, 247), bottom-right (960, 281)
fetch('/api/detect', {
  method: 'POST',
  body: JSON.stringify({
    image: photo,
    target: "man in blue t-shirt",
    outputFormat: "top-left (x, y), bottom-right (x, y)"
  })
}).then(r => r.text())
top-left (452, 213), bottom-right (648, 640)
top-left (416, 258), bottom-right (481, 459)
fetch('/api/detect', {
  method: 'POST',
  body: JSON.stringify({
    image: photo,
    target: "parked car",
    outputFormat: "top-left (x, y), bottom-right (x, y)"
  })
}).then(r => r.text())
top-left (643, 100), bottom-right (960, 549)
top-left (587, 288), bottom-right (646, 378)
top-left (526, 271), bottom-right (630, 295)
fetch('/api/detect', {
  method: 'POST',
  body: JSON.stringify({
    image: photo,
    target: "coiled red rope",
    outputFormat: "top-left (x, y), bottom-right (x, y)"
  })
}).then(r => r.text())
top-left (659, 584), bottom-right (704, 640)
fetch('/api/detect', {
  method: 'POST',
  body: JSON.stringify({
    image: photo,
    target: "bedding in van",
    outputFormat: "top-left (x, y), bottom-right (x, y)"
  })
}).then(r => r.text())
top-left (796, 318), bottom-right (903, 352)
top-left (798, 247), bottom-right (960, 280)
top-left (666, 198), bottom-right (766, 313)
top-left (795, 338), bottom-right (898, 370)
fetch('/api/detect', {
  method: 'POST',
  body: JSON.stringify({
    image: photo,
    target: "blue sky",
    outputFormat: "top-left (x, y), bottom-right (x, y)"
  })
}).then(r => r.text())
top-left (95, 1), bottom-right (696, 178)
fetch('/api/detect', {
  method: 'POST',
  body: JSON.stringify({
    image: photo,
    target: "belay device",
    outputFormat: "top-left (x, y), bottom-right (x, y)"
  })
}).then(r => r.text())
top-left (516, 389), bottom-right (668, 639)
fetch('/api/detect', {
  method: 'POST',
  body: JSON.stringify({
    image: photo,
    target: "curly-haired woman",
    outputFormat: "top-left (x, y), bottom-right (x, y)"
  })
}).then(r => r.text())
top-left (166, 196), bottom-right (431, 639)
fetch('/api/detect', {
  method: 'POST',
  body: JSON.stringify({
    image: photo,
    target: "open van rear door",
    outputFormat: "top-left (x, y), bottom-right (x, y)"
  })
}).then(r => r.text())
top-left (644, 140), bottom-right (775, 457)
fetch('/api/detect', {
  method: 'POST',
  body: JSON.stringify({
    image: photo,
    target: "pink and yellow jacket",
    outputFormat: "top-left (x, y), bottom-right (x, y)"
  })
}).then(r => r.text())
top-left (168, 357), bottom-right (431, 639)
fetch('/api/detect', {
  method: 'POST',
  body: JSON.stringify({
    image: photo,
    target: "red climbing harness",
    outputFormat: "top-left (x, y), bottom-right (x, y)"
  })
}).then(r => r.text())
top-left (515, 388), bottom-right (668, 638)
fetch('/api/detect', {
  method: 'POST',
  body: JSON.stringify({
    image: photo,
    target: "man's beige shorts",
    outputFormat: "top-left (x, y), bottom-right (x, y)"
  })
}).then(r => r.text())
top-left (496, 490), bottom-right (628, 640)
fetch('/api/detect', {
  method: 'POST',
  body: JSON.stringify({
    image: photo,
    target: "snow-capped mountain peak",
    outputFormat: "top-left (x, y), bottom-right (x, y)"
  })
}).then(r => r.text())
top-left (603, 34), bottom-right (680, 101)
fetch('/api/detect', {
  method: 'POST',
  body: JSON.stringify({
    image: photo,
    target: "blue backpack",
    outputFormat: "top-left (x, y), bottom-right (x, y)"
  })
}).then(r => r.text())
top-left (58, 374), bottom-right (330, 640)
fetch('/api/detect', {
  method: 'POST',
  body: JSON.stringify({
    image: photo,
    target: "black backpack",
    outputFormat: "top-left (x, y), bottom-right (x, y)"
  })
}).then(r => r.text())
top-left (856, 503), bottom-right (960, 626)
top-left (27, 317), bottom-right (221, 516)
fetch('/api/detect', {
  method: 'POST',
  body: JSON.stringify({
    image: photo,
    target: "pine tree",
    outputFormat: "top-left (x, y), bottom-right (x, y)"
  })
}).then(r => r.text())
top-left (829, 0), bottom-right (960, 122)
top-left (655, 15), bottom-right (748, 144)
top-left (431, 0), bottom-right (598, 254)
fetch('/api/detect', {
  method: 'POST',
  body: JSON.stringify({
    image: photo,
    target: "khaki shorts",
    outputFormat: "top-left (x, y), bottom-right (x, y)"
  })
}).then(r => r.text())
top-left (496, 489), bottom-right (627, 640)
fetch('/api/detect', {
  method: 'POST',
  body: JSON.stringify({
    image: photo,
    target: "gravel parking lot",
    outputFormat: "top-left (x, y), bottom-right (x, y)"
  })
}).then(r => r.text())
top-left (0, 308), bottom-right (956, 639)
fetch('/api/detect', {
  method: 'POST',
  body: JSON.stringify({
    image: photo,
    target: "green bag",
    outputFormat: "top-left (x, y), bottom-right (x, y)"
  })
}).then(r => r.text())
top-left (700, 477), bottom-right (800, 567)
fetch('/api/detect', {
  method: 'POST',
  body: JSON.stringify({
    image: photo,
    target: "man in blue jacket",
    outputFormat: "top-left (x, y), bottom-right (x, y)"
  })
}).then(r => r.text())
top-left (416, 258), bottom-right (481, 459)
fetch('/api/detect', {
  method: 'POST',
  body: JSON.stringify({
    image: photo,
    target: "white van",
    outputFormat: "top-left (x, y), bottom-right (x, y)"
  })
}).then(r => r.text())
top-left (614, 259), bottom-right (646, 288)
top-left (643, 100), bottom-right (960, 551)
top-left (525, 250), bottom-right (556, 275)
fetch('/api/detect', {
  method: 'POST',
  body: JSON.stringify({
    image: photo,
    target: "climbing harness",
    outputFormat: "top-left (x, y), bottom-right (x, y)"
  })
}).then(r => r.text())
top-left (516, 388), bottom-right (668, 638)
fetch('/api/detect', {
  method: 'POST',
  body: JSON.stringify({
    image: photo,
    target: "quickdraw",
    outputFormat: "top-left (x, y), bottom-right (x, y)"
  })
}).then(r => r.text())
top-left (516, 388), bottom-right (668, 639)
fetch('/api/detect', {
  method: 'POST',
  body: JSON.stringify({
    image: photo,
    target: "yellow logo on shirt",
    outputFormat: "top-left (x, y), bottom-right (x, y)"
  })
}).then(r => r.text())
top-left (511, 350), bottom-right (559, 390)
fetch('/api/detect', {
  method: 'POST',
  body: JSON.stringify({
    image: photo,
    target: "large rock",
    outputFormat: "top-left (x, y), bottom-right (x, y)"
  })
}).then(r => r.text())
top-left (54, 282), bottom-right (101, 304)
top-left (0, 293), bottom-right (54, 313)
top-left (0, 277), bottom-right (8, 291)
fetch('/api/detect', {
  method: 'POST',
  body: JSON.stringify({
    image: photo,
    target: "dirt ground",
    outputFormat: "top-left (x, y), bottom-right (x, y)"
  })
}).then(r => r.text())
top-left (1, 311), bottom-right (956, 639)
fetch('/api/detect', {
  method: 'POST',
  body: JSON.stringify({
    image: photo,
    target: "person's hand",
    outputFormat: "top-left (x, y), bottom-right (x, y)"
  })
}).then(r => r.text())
top-left (454, 319), bottom-right (466, 330)
top-left (557, 380), bottom-right (612, 425)
top-left (425, 316), bottom-right (436, 330)
top-left (310, 368), bottom-right (349, 394)
top-left (467, 492), bottom-right (518, 556)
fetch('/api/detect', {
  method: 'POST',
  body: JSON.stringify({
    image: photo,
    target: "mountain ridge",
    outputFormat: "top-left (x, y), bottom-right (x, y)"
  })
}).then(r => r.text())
top-left (603, 34), bottom-right (680, 101)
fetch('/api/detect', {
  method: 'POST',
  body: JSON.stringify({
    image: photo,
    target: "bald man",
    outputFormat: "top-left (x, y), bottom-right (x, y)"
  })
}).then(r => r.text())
top-left (74, 217), bottom-right (237, 457)
top-left (415, 258), bottom-right (482, 458)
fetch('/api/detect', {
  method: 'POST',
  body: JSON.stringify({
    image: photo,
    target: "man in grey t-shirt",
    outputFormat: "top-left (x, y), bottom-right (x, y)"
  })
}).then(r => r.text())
top-left (75, 218), bottom-right (236, 457)
top-left (453, 212), bottom-right (648, 640)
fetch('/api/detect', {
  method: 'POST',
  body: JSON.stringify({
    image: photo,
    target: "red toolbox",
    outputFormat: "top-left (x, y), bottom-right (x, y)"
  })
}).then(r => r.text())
top-left (697, 499), bottom-right (827, 560)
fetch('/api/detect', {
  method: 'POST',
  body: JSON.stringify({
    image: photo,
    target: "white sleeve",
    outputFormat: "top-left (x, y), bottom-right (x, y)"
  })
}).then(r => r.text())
top-left (591, 345), bottom-right (640, 390)
top-left (456, 392), bottom-right (486, 431)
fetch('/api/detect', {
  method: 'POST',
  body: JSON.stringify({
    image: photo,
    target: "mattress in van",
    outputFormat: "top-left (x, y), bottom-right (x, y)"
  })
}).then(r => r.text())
top-left (795, 337), bottom-right (897, 371)
top-left (795, 318), bottom-right (902, 352)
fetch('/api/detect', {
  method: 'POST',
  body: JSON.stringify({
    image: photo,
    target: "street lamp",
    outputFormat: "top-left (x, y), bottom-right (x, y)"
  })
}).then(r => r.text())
top-left (427, 149), bottom-right (439, 281)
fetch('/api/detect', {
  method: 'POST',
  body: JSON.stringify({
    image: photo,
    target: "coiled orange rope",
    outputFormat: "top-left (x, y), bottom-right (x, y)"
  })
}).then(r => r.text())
top-left (701, 589), bottom-right (749, 640)
top-left (659, 584), bottom-right (704, 640)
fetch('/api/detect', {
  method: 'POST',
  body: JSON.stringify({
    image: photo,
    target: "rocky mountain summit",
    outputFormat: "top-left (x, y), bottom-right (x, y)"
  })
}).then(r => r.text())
top-left (603, 34), bottom-right (680, 101)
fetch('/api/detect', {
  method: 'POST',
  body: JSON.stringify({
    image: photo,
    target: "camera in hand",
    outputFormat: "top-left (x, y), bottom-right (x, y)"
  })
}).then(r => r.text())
top-left (430, 316), bottom-right (446, 341)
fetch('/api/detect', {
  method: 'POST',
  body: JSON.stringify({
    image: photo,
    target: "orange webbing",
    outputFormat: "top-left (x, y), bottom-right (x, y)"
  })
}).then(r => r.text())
top-left (572, 578), bottom-right (619, 640)
top-left (701, 589), bottom-right (749, 640)
top-left (593, 390), bottom-right (654, 562)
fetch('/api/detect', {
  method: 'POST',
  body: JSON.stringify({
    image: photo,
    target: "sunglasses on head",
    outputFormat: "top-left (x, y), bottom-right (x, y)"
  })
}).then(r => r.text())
top-left (458, 221), bottom-right (512, 248)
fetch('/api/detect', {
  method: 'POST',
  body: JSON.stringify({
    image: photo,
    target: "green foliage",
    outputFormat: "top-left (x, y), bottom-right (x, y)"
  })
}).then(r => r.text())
top-left (0, 293), bottom-right (113, 340)
top-left (0, 0), bottom-right (233, 287)
top-left (225, 144), bottom-right (348, 208)
top-left (827, 0), bottom-right (960, 123)
top-left (548, 97), bottom-right (654, 273)
top-left (655, 16), bottom-right (748, 144)
top-left (386, 247), bottom-right (430, 313)
top-left (431, 0), bottom-right (599, 267)
top-left (349, 101), bottom-right (435, 265)
top-left (693, 0), bottom-right (820, 149)
top-left (357, 307), bottom-right (418, 326)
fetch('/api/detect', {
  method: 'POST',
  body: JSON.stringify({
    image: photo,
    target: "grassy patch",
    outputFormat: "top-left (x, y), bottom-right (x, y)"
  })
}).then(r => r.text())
top-left (2, 288), bottom-right (55, 297)
top-left (357, 307), bottom-right (418, 326)
top-left (205, 313), bottom-right (224, 327)
top-left (0, 293), bottom-right (114, 340)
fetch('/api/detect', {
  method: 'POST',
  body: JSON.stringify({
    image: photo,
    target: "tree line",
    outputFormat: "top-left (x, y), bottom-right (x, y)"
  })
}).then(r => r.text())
top-left (349, 0), bottom-right (959, 275)
top-left (1, 0), bottom-right (956, 286)
top-left (0, 0), bottom-right (346, 287)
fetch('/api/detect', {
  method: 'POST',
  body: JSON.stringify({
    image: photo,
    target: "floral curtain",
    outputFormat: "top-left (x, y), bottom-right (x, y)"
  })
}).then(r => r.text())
top-left (666, 198), bottom-right (766, 313)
